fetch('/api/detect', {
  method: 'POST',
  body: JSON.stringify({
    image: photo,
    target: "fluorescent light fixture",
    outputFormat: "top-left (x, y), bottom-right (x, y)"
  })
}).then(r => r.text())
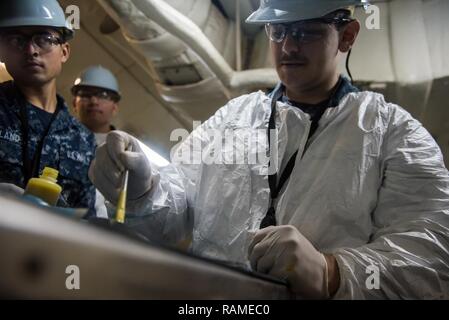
top-left (0, 62), bottom-right (12, 81)
top-left (137, 140), bottom-right (170, 167)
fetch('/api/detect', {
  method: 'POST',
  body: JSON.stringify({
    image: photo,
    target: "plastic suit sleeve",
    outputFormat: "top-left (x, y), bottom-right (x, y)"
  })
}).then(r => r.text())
top-left (333, 105), bottom-right (449, 299)
top-left (117, 103), bottom-right (232, 247)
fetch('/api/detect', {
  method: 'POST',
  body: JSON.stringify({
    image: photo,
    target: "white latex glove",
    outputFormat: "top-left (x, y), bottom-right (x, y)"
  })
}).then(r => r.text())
top-left (89, 131), bottom-right (157, 205)
top-left (248, 225), bottom-right (329, 299)
top-left (0, 183), bottom-right (24, 196)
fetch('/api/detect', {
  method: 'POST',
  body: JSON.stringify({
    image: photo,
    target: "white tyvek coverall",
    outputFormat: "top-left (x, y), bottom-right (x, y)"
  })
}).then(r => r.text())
top-left (125, 90), bottom-right (449, 299)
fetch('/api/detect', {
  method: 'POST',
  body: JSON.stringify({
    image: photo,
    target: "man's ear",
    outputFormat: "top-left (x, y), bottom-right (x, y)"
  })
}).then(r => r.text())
top-left (72, 97), bottom-right (79, 114)
top-left (112, 102), bottom-right (118, 116)
top-left (339, 20), bottom-right (360, 53)
top-left (61, 42), bottom-right (70, 63)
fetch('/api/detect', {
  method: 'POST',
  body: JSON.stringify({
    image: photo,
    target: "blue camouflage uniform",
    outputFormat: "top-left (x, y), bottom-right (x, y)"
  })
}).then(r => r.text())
top-left (0, 81), bottom-right (96, 211)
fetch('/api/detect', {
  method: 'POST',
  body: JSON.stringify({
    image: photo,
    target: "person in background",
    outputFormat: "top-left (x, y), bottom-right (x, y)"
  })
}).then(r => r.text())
top-left (71, 65), bottom-right (171, 219)
top-left (72, 65), bottom-right (121, 146)
top-left (71, 65), bottom-right (122, 218)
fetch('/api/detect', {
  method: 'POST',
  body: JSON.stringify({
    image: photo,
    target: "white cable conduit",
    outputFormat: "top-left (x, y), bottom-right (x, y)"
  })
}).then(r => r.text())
top-left (235, 0), bottom-right (242, 72)
top-left (129, 0), bottom-right (278, 90)
top-left (105, 35), bottom-right (194, 128)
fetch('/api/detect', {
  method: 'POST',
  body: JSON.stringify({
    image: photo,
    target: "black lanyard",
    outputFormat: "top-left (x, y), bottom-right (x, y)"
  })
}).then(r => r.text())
top-left (260, 87), bottom-right (297, 228)
top-left (17, 93), bottom-right (60, 184)
top-left (259, 80), bottom-right (342, 229)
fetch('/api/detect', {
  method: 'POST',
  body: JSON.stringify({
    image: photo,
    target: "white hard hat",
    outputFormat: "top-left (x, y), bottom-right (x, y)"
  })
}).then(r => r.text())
top-left (0, 0), bottom-right (74, 40)
top-left (246, 0), bottom-right (369, 24)
top-left (72, 65), bottom-right (121, 100)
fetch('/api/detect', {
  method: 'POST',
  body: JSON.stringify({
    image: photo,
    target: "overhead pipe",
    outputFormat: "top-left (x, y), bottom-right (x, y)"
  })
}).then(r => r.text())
top-left (235, 0), bottom-right (242, 72)
top-left (130, 0), bottom-right (278, 90)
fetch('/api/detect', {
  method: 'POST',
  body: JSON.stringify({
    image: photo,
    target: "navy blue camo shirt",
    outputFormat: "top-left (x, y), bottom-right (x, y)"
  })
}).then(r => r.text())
top-left (0, 81), bottom-right (96, 211)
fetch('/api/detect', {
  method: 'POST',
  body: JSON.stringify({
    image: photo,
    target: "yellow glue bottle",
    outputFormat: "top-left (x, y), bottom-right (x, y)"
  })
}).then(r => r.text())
top-left (25, 167), bottom-right (62, 206)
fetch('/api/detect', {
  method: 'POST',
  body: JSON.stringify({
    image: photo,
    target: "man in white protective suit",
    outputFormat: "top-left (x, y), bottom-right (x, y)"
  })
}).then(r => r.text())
top-left (89, 0), bottom-right (449, 299)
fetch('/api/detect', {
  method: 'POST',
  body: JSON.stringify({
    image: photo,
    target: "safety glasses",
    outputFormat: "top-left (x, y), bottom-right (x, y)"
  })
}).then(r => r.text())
top-left (0, 32), bottom-right (63, 53)
top-left (265, 17), bottom-right (353, 44)
top-left (76, 89), bottom-right (117, 102)
top-left (266, 21), bottom-right (332, 44)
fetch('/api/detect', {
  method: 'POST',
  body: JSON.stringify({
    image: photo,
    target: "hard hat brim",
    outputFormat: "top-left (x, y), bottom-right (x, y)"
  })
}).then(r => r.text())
top-left (0, 17), bottom-right (74, 40)
top-left (246, 0), bottom-right (367, 24)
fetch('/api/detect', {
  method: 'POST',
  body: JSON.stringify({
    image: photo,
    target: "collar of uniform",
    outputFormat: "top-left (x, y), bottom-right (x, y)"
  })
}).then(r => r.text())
top-left (5, 81), bottom-right (72, 128)
top-left (269, 75), bottom-right (359, 108)
top-left (329, 76), bottom-right (359, 108)
top-left (49, 95), bottom-right (74, 133)
top-left (24, 93), bottom-right (73, 134)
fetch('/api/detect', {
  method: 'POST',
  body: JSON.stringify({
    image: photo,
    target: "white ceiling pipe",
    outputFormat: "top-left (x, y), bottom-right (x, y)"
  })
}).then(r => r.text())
top-left (132, 0), bottom-right (233, 80)
top-left (230, 68), bottom-right (279, 91)
top-left (236, 0), bottom-right (242, 72)
top-left (131, 0), bottom-right (278, 90)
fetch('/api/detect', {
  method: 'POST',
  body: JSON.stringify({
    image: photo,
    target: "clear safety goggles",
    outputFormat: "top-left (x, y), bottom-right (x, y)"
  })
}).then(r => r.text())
top-left (265, 17), bottom-right (353, 44)
top-left (75, 89), bottom-right (118, 102)
top-left (0, 32), bottom-right (63, 53)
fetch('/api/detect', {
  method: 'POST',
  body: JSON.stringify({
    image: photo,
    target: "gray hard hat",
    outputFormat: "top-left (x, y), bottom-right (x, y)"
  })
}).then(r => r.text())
top-left (246, 0), bottom-right (369, 24)
top-left (0, 0), bottom-right (74, 40)
top-left (72, 65), bottom-right (121, 100)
